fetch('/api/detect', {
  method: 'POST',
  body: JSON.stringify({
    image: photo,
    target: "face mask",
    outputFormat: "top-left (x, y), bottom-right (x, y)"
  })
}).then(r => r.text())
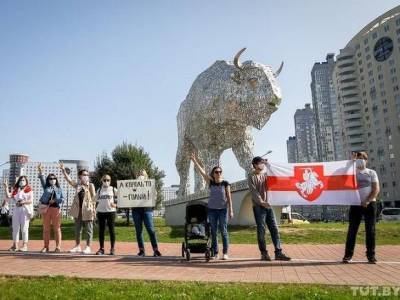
top-left (49, 179), bottom-right (57, 186)
top-left (102, 181), bottom-right (110, 188)
top-left (19, 180), bottom-right (26, 188)
top-left (80, 175), bottom-right (89, 184)
top-left (256, 163), bottom-right (265, 171)
top-left (137, 175), bottom-right (145, 180)
top-left (355, 159), bottom-right (366, 170)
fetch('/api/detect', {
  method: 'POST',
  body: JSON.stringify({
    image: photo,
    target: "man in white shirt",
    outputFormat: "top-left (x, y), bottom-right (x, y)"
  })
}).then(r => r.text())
top-left (343, 151), bottom-right (380, 264)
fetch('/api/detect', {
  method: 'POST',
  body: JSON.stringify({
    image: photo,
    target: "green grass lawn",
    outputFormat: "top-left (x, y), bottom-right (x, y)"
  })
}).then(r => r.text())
top-left (0, 276), bottom-right (397, 300)
top-left (0, 218), bottom-right (399, 244)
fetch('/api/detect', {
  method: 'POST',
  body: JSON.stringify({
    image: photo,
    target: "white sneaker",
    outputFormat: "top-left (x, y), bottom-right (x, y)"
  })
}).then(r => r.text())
top-left (212, 254), bottom-right (219, 260)
top-left (222, 254), bottom-right (229, 260)
top-left (20, 244), bottom-right (28, 252)
top-left (69, 246), bottom-right (82, 253)
top-left (82, 246), bottom-right (92, 254)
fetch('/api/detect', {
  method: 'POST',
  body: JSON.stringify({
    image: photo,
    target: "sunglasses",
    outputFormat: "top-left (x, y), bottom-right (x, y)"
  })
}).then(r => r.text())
top-left (214, 171), bottom-right (222, 174)
top-left (49, 178), bottom-right (57, 180)
top-left (103, 179), bottom-right (111, 182)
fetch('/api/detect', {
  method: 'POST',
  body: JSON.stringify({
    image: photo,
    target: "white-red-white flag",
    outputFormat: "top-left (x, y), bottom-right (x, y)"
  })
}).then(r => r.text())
top-left (266, 160), bottom-right (360, 205)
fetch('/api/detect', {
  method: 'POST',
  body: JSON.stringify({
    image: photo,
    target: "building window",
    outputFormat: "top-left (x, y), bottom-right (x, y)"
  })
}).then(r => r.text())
top-left (397, 18), bottom-right (400, 26)
top-left (384, 24), bottom-right (390, 32)
top-left (373, 32), bottom-right (378, 39)
top-left (374, 36), bottom-right (394, 62)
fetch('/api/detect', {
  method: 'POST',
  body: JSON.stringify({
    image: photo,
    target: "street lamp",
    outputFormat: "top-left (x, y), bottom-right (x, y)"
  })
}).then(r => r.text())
top-left (0, 161), bottom-right (10, 168)
top-left (261, 150), bottom-right (272, 158)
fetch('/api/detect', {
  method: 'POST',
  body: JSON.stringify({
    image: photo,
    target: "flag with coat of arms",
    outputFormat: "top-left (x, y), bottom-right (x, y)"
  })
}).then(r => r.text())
top-left (266, 160), bottom-right (361, 205)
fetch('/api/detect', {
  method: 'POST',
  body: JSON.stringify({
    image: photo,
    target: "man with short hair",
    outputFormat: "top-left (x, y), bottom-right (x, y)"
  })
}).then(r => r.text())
top-left (247, 156), bottom-right (291, 261)
top-left (343, 151), bottom-right (380, 264)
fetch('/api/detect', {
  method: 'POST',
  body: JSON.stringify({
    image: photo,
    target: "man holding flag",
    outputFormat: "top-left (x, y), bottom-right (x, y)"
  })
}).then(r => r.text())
top-left (247, 156), bottom-right (291, 261)
top-left (343, 151), bottom-right (380, 264)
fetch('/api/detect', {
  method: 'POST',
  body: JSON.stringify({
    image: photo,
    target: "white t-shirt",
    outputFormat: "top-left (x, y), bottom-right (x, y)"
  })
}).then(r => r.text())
top-left (96, 187), bottom-right (117, 213)
top-left (356, 168), bottom-right (379, 202)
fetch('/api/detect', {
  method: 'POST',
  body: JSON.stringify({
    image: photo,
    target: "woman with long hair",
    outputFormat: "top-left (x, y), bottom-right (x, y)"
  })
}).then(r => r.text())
top-left (95, 174), bottom-right (117, 255)
top-left (38, 163), bottom-right (64, 253)
top-left (60, 163), bottom-right (96, 254)
top-left (2, 176), bottom-right (33, 252)
top-left (190, 153), bottom-right (234, 260)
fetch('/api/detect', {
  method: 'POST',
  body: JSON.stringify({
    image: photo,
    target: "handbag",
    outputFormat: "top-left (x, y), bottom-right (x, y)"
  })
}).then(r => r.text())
top-left (39, 190), bottom-right (54, 215)
top-left (39, 203), bottom-right (49, 215)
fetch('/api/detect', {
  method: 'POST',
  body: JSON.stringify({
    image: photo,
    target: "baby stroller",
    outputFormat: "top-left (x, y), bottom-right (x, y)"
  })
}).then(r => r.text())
top-left (181, 200), bottom-right (213, 262)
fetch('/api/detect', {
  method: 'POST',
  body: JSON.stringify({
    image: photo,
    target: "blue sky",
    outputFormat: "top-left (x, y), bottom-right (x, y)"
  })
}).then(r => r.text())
top-left (0, 1), bottom-right (399, 187)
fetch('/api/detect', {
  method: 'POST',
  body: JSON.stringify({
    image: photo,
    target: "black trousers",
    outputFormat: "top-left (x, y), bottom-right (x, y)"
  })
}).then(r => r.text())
top-left (344, 202), bottom-right (377, 258)
top-left (97, 212), bottom-right (116, 249)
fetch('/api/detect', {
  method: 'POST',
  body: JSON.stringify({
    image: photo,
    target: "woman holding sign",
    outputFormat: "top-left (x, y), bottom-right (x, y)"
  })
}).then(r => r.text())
top-left (132, 169), bottom-right (162, 257)
top-left (95, 174), bottom-right (117, 255)
top-left (190, 153), bottom-right (234, 260)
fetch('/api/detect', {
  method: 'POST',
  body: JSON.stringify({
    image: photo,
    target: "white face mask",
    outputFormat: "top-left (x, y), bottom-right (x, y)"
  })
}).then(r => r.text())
top-left (80, 175), bottom-right (89, 184)
top-left (256, 163), bottom-right (265, 171)
top-left (102, 180), bottom-right (110, 188)
top-left (355, 159), bottom-right (366, 170)
top-left (19, 180), bottom-right (26, 188)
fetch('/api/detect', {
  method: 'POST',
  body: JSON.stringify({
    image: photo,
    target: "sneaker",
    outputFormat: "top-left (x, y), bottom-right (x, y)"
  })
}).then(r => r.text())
top-left (261, 252), bottom-right (272, 261)
top-left (275, 251), bottom-right (291, 261)
top-left (82, 246), bottom-right (92, 254)
top-left (342, 256), bottom-right (352, 264)
top-left (211, 253), bottom-right (219, 260)
top-left (153, 250), bottom-right (162, 257)
top-left (367, 256), bottom-right (377, 264)
top-left (222, 254), bottom-right (229, 260)
top-left (20, 244), bottom-right (28, 252)
top-left (137, 250), bottom-right (145, 257)
top-left (54, 248), bottom-right (61, 253)
top-left (69, 246), bottom-right (82, 253)
top-left (96, 248), bottom-right (105, 255)
top-left (9, 245), bottom-right (17, 252)
top-left (40, 247), bottom-right (49, 253)
top-left (109, 248), bottom-right (115, 256)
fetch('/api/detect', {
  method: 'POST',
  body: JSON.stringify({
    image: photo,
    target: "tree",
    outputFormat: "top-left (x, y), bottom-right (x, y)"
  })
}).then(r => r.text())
top-left (92, 142), bottom-right (165, 208)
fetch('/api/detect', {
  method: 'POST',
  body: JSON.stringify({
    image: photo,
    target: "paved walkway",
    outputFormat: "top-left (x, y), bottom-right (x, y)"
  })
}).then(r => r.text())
top-left (0, 240), bottom-right (399, 286)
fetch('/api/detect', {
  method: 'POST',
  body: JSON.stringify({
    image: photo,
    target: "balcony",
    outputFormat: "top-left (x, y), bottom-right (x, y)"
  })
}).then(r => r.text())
top-left (344, 112), bottom-right (362, 120)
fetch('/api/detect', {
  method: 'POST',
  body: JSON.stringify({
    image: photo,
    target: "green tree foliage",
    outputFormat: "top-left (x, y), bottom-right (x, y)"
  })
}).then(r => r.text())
top-left (92, 142), bottom-right (165, 208)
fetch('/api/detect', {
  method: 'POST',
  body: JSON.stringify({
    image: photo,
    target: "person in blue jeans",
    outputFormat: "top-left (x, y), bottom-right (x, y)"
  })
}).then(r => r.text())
top-left (132, 169), bottom-right (161, 257)
top-left (191, 153), bottom-right (234, 260)
top-left (248, 156), bottom-right (291, 261)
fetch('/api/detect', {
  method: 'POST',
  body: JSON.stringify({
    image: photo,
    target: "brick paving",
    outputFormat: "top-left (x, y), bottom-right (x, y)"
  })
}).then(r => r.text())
top-left (0, 240), bottom-right (399, 286)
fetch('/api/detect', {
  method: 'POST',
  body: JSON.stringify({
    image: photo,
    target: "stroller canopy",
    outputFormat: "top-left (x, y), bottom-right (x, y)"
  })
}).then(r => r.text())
top-left (185, 200), bottom-right (208, 224)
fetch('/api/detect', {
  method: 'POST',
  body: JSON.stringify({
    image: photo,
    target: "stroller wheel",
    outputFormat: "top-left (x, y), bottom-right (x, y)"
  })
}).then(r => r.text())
top-left (185, 249), bottom-right (191, 261)
top-left (205, 249), bottom-right (211, 262)
top-left (181, 242), bottom-right (185, 258)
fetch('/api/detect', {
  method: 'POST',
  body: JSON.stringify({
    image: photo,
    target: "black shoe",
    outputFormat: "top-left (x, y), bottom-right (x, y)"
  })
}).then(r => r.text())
top-left (342, 256), bottom-right (352, 263)
top-left (367, 256), bottom-right (377, 264)
top-left (153, 250), bottom-right (162, 257)
top-left (96, 248), bottom-right (105, 255)
top-left (275, 251), bottom-right (291, 261)
top-left (137, 250), bottom-right (145, 257)
top-left (261, 252), bottom-right (272, 261)
top-left (109, 248), bottom-right (115, 255)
